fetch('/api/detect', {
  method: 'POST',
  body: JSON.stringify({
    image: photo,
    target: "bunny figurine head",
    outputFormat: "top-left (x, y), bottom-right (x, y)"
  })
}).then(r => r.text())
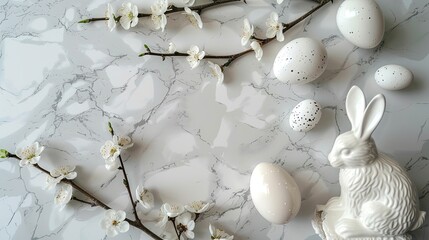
top-left (328, 86), bottom-right (385, 168)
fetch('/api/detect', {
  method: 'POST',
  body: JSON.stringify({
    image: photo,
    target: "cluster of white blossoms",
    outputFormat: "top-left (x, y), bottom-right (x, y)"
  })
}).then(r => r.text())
top-left (100, 135), bottom-right (134, 170)
top-left (105, 0), bottom-right (197, 31)
top-left (241, 12), bottom-right (284, 61)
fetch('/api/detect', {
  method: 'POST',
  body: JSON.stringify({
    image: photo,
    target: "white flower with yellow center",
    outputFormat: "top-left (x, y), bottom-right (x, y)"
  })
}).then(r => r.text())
top-left (118, 2), bottom-right (139, 30)
top-left (162, 203), bottom-right (184, 218)
top-left (185, 200), bottom-right (212, 213)
top-left (54, 184), bottom-right (72, 211)
top-left (266, 12), bottom-right (284, 42)
top-left (135, 185), bottom-right (154, 210)
top-left (250, 41), bottom-right (263, 61)
top-left (106, 3), bottom-right (116, 31)
top-left (151, 0), bottom-right (168, 32)
top-left (113, 135), bottom-right (133, 149)
top-left (50, 165), bottom-right (77, 181)
top-left (176, 212), bottom-right (195, 239)
top-left (15, 142), bottom-right (45, 167)
top-left (183, 7), bottom-right (203, 29)
top-left (100, 209), bottom-right (130, 237)
top-left (208, 62), bottom-right (224, 84)
top-left (100, 140), bottom-right (120, 161)
top-left (209, 224), bottom-right (234, 240)
top-left (241, 18), bottom-right (254, 46)
top-left (186, 45), bottom-right (205, 69)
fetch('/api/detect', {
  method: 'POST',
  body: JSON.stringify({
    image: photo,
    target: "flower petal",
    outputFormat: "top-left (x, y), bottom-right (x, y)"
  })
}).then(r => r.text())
top-left (117, 221), bottom-right (130, 233)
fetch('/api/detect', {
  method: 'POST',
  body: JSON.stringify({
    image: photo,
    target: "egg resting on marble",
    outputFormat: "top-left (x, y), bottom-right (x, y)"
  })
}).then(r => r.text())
top-left (273, 37), bottom-right (328, 84)
top-left (289, 99), bottom-right (322, 132)
top-left (375, 64), bottom-right (413, 90)
top-left (250, 162), bottom-right (301, 225)
top-left (337, 0), bottom-right (385, 49)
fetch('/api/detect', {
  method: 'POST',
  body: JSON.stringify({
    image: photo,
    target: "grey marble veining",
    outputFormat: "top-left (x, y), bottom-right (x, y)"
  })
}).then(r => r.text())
top-left (0, 0), bottom-right (428, 239)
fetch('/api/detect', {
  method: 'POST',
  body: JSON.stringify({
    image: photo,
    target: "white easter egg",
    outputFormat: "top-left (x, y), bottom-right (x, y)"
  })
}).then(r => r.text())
top-left (273, 37), bottom-right (328, 84)
top-left (250, 162), bottom-right (301, 224)
top-left (375, 64), bottom-right (413, 90)
top-left (289, 99), bottom-right (322, 132)
top-left (337, 0), bottom-right (385, 49)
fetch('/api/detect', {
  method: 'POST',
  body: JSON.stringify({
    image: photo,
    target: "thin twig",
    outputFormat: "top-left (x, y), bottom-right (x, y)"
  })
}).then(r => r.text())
top-left (7, 154), bottom-right (162, 240)
top-left (140, 0), bottom-right (332, 68)
top-left (79, 0), bottom-right (242, 23)
top-left (169, 218), bottom-right (180, 239)
top-left (107, 123), bottom-right (142, 225)
top-left (72, 196), bottom-right (96, 206)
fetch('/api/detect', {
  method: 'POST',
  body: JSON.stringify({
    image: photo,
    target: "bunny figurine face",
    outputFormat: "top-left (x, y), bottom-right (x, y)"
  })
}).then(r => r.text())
top-left (328, 86), bottom-right (385, 169)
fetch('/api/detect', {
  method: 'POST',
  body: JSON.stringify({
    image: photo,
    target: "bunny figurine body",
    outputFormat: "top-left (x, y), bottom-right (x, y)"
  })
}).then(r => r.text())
top-left (312, 86), bottom-right (426, 240)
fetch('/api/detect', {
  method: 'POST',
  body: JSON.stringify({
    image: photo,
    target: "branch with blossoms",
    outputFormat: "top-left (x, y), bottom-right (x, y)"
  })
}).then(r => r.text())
top-left (0, 123), bottom-right (234, 240)
top-left (79, 0), bottom-right (244, 31)
top-left (139, 0), bottom-right (332, 84)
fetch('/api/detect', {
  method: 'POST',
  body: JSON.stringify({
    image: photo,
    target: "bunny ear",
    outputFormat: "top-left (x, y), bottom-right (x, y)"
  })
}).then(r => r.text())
top-left (346, 86), bottom-right (366, 132)
top-left (355, 94), bottom-right (386, 140)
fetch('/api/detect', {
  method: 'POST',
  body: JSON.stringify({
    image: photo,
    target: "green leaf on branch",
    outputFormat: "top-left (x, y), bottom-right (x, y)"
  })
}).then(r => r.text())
top-left (0, 149), bottom-right (9, 158)
top-left (108, 122), bottom-right (114, 135)
top-left (123, 179), bottom-right (128, 187)
top-left (144, 44), bottom-right (151, 53)
top-left (78, 19), bottom-right (90, 23)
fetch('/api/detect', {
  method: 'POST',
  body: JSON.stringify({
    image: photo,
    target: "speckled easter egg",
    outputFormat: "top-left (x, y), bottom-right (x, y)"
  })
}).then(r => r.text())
top-left (289, 99), bottom-right (322, 132)
top-left (273, 37), bottom-right (327, 84)
top-left (375, 64), bottom-right (413, 90)
top-left (250, 162), bottom-right (301, 225)
top-left (337, 0), bottom-right (385, 49)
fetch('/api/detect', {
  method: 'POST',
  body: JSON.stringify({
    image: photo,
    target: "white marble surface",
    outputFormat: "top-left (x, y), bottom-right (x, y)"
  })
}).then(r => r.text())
top-left (0, 0), bottom-right (428, 239)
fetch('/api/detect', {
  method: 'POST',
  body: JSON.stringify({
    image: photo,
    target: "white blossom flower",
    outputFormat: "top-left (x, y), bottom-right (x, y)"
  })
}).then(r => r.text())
top-left (250, 41), bottom-right (263, 61)
top-left (106, 3), bottom-right (116, 31)
top-left (174, 0), bottom-right (195, 7)
top-left (241, 18), bottom-right (254, 46)
top-left (15, 142), bottom-right (45, 167)
top-left (100, 140), bottom-right (120, 162)
top-left (168, 42), bottom-right (177, 53)
top-left (50, 165), bottom-right (77, 181)
top-left (118, 2), bottom-right (139, 30)
top-left (100, 209), bottom-right (130, 237)
top-left (208, 62), bottom-right (224, 84)
top-left (266, 12), bottom-right (284, 42)
top-left (44, 175), bottom-right (61, 190)
top-left (186, 45), bottom-right (205, 69)
top-left (54, 184), bottom-right (72, 211)
top-left (162, 203), bottom-right (184, 218)
top-left (176, 212), bottom-right (195, 239)
top-left (183, 7), bottom-right (203, 29)
top-left (113, 135), bottom-right (133, 149)
top-left (135, 185), bottom-right (154, 209)
top-left (151, 0), bottom-right (168, 31)
top-left (185, 201), bottom-right (212, 214)
top-left (209, 224), bottom-right (234, 240)
top-left (105, 159), bottom-right (120, 171)
top-left (156, 206), bottom-right (169, 228)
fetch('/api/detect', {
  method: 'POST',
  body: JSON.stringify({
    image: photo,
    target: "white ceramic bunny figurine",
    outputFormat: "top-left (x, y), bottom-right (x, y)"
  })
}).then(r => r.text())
top-left (313, 86), bottom-right (426, 240)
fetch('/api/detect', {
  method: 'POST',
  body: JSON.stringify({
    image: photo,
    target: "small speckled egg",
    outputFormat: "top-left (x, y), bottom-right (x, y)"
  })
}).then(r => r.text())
top-left (250, 162), bottom-right (301, 225)
top-left (289, 99), bottom-right (322, 132)
top-left (337, 0), bottom-right (384, 49)
top-left (273, 37), bottom-right (327, 84)
top-left (375, 64), bottom-right (413, 90)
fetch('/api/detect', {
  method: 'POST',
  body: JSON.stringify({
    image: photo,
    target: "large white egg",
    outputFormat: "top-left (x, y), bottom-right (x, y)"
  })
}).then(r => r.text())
top-left (375, 64), bottom-right (413, 90)
top-left (250, 162), bottom-right (301, 224)
top-left (273, 37), bottom-right (327, 84)
top-left (289, 99), bottom-right (322, 132)
top-left (337, 0), bottom-right (385, 49)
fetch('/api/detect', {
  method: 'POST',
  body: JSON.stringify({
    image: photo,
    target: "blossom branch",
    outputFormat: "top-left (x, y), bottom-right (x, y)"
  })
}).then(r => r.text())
top-left (139, 0), bottom-right (332, 68)
top-left (78, 0), bottom-right (243, 24)
top-left (169, 218), bottom-right (181, 239)
top-left (4, 152), bottom-right (162, 240)
top-left (107, 122), bottom-right (142, 225)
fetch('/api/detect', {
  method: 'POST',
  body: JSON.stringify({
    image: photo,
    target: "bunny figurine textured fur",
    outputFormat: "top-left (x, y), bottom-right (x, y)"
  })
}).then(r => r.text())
top-left (312, 86), bottom-right (426, 240)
